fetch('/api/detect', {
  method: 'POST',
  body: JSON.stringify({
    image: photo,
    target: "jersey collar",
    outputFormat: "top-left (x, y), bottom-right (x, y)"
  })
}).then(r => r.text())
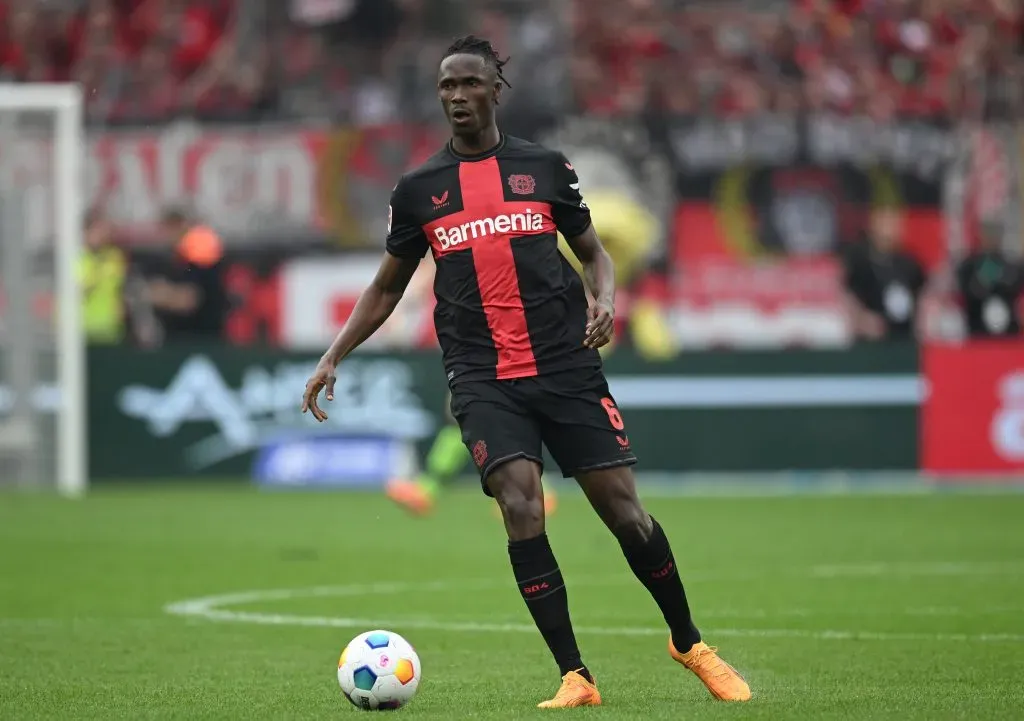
top-left (447, 133), bottom-right (506, 162)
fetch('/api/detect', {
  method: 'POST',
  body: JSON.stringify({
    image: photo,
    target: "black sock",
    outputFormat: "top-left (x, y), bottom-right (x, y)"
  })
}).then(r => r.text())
top-left (508, 533), bottom-right (591, 680)
top-left (619, 516), bottom-right (702, 652)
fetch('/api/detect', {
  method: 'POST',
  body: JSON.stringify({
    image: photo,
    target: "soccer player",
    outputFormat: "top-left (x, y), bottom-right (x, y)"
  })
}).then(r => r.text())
top-left (301, 35), bottom-right (751, 708)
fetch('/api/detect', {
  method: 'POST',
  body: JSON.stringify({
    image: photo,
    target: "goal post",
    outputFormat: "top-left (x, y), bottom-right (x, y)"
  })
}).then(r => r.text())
top-left (0, 83), bottom-right (86, 497)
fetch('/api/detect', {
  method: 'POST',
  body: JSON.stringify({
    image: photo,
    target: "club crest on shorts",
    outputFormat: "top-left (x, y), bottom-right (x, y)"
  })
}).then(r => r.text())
top-left (472, 440), bottom-right (488, 468)
top-left (507, 174), bottom-right (535, 195)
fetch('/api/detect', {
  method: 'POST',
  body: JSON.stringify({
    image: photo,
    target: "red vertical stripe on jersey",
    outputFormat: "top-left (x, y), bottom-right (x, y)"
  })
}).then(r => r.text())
top-left (459, 158), bottom-right (537, 379)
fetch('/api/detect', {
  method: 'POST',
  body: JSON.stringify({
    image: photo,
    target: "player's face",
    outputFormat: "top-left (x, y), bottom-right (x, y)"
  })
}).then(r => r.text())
top-left (438, 54), bottom-right (499, 136)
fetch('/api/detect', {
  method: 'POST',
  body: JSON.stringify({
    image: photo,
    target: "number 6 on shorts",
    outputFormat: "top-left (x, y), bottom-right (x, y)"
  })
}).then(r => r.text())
top-left (600, 397), bottom-right (624, 430)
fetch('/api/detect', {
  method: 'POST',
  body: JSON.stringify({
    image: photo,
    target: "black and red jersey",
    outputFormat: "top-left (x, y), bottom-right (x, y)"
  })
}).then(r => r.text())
top-left (386, 134), bottom-right (600, 383)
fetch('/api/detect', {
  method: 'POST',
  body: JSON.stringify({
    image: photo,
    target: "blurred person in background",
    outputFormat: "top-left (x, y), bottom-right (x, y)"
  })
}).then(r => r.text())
top-left (842, 207), bottom-right (927, 341)
top-left (145, 208), bottom-right (228, 341)
top-left (78, 208), bottom-right (126, 345)
top-left (956, 220), bottom-right (1024, 337)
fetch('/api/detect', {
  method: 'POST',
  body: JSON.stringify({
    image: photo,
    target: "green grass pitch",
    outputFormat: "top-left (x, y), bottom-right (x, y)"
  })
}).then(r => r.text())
top-left (1, 484), bottom-right (1023, 719)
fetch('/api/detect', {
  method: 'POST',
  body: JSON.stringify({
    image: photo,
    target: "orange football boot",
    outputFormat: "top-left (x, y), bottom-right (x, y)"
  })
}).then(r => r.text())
top-left (669, 638), bottom-right (751, 701)
top-left (537, 670), bottom-right (601, 709)
top-left (386, 478), bottom-right (434, 516)
top-left (543, 485), bottom-right (558, 516)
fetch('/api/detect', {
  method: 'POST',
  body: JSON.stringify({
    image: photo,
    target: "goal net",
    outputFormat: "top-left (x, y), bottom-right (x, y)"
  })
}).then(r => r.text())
top-left (0, 85), bottom-right (85, 496)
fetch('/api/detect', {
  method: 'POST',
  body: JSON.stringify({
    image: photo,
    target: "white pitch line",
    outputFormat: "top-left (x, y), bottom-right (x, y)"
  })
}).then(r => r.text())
top-left (163, 605), bottom-right (1024, 643)
top-left (808, 561), bottom-right (1024, 577)
top-left (163, 577), bottom-right (1024, 644)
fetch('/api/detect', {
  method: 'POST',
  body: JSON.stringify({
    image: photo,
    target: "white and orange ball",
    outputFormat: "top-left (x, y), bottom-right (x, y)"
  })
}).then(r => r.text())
top-left (337, 630), bottom-right (421, 710)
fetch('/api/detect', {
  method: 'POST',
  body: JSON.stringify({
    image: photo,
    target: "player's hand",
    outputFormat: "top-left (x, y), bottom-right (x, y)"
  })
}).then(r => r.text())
top-left (301, 358), bottom-right (337, 422)
top-left (585, 298), bottom-right (615, 349)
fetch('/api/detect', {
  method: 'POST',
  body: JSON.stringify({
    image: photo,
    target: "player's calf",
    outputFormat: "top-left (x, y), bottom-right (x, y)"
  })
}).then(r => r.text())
top-left (578, 467), bottom-right (752, 701)
top-left (490, 460), bottom-right (593, 690)
top-left (577, 468), bottom-right (702, 651)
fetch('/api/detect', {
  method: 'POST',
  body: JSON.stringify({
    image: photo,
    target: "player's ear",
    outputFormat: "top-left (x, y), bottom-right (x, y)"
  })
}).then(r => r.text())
top-left (493, 82), bottom-right (502, 106)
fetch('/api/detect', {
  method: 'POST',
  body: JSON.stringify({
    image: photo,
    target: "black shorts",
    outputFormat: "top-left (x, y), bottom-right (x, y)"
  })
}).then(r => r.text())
top-left (449, 366), bottom-right (638, 494)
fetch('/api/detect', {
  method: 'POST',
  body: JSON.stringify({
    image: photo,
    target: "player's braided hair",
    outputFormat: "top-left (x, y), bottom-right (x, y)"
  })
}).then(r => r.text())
top-left (443, 35), bottom-right (512, 89)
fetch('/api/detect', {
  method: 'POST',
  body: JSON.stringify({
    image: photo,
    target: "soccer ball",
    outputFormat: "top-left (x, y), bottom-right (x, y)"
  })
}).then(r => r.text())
top-left (337, 630), bottom-right (421, 710)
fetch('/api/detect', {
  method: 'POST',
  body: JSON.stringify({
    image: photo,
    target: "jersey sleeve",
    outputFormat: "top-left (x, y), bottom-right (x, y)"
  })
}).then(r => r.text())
top-left (550, 151), bottom-right (593, 239)
top-left (385, 177), bottom-right (429, 259)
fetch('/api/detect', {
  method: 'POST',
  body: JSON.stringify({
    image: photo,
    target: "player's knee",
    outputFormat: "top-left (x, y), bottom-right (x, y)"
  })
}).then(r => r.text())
top-left (607, 501), bottom-right (652, 546)
top-left (496, 488), bottom-right (545, 540)
top-left (582, 471), bottom-right (652, 544)
top-left (489, 463), bottom-right (545, 540)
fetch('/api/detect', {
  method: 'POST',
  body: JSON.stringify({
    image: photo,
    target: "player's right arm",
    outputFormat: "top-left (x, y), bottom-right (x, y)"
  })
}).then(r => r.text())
top-left (302, 177), bottom-right (429, 422)
top-left (319, 253), bottom-right (421, 365)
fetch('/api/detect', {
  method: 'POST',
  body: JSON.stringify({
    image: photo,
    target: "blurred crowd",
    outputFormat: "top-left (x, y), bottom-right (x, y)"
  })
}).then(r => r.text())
top-left (1, 0), bottom-right (243, 121)
top-left (4, 0), bottom-right (1020, 124)
top-left (571, 0), bottom-right (1024, 119)
top-left (0, 0), bottom-right (563, 126)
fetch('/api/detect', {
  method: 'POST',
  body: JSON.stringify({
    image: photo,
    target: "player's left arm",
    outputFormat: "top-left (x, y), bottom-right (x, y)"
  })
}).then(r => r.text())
top-left (565, 225), bottom-right (616, 349)
top-left (550, 152), bottom-right (616, 349)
